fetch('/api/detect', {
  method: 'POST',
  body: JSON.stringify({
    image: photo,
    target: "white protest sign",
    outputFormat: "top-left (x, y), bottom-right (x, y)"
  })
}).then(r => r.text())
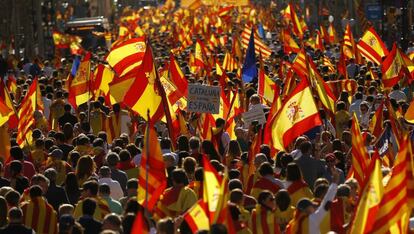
top-left (187, 84), bottom-right (221, 114)
top-left (242, 105), bottom-right (267, 126)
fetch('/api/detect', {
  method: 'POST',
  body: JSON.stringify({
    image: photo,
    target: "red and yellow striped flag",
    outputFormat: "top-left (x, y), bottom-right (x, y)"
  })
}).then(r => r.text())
top-left (222, 52), bottom-right (238, 71)
top-left (283, 3), bottom-right (303, 39)
top-left (241, 26), bottom-right (272, 58)
top-left (371, 135), bottom-right (414, 233)
top-left (16, 79), bottom-right (41, 147)
top-left (381, 43), bottom-right (414, 89)
top-left (357, 27), bottom-right (389, 65)
top-left (21, 197), bottom-right (58, 234)
top-left (350, 114), bottom-right (370, 187)
top-left (343, 23), bottom-right (360, 62)
top-left (291, 50), bottom-right (307, 78)
top-left (349, 155), bottom-right (383, 234)
top-left (169, 54), bottom-right (188, 96)
top-left (307, 55), bottom-right (337, 115)
top-left (327, 22), bottom-right (337, 44)
top-left (137, 117), bottom-right (167, 211)
top-left (105, 37), bottom-right (146, 77)
top-left (281, 29), bottom-right (300, 54)
top-left (369, 101), bottom-right (384, 137)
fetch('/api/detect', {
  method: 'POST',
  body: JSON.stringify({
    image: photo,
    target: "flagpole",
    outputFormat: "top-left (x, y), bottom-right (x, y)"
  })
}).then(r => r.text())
top-left (145, 109), bottom-right (150, 210)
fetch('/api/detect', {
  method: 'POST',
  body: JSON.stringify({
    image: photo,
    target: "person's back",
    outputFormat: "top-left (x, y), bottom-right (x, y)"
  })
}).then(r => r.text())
top-left (294, 142), bottom-right (326, 190)
top-left (0, 207), bottom-right (34, 234)
top-left (78, 198), bottom-right (102, 234)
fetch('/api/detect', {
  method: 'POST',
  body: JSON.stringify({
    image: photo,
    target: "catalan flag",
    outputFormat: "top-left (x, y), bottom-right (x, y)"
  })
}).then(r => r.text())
top-left (291, 50), bottom-right (307, 78)
top-left (241, 26), bottom-right (272, 58)
top-left (16, 79), bottom-right (41, 147)
top-left (349, 155), bottom-right (383, 234)
top-left (307, 56), bottom-right (337, 115)
top-left (222, 52), bottom-right (238, 71)
top-left (357, 27), bottom-right (389, 65)
top-left (21, 197), bottom-right (58, 234)
top-left (122, 42), bottom-right (164, 122)
top-left (343, 23), bottom-right (360, 62)
top-left (371, 135), bottom-right (414, 233)
top-left (137, 116), bottom-right (167, 211)
top-left (350, 114), bottom-right (370, 187)
top-left (105, 37), bottom-right (146, 77)
top-left (270, 79), bottom-right (322, 151)
top-left (68, 52), bottom-right (91, 108)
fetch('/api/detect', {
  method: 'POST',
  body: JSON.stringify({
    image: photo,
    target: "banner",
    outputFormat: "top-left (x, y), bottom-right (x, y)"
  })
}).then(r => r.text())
top-left (188, 84), bottom-right (220, 114)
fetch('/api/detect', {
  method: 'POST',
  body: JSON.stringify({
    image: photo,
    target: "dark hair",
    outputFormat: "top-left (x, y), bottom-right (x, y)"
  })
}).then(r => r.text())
top-left (257, 190), bottom-right (273, 205)
top-left (99, 184), bottom-right (111, 195)
top-left (228, 179), bottom-right (243, 191)
top-left (5, 190), bottom-right (21, 207)
top-left (54, 132), bottom-right (66, 142)
top-left (194, 167), bottom-right (204, 181)
top-left (82, 180), bottom-right (99, 196)
top-left (229, 189), bottom-right (244, 203)
top-left (259, 162), bottom-right (274, 177)
top-left (127, 179), bottom-right (138, 189)
top-left (29, 185), bottom-right (43, 198)
top-left (172, 169), bottom-right (188, 185)
top-left (286, 163), bottom-right (302, 181)
top-left (82, 198), bottom-right (97, 216)
top-left (160, 138), bottom-right (172, 150)
top-left (64, 104), bottom-right (72, 112)
top-left (299, 141), bottom-right (312, 155)
top-left (201, 140), bottom-right (220, 161)
top-left (65, 172), bottom-right (80, 194)
top-left (119, 150), bottom-right (131, 162)
top-left (10, 146), bottom-right (24, 160)
top-left (228, 169), bottom-right (240, 180)
top-left (275, 189), bottom-right (291, 211)
top-left (215, 118), bottom-right (226, 128)
top-left (177, 135), bottom-right (189, 152)
top-left (189, 137), bottom-right (200, 150)
top-left (314, 184), bottom-right (329, 199)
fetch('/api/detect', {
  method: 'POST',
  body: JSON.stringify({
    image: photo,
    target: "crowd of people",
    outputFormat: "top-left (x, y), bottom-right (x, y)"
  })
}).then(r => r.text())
top-left (0, 1), bottom-right (413, 234)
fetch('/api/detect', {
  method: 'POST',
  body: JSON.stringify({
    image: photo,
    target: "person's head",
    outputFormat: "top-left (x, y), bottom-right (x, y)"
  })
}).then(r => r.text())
top-left (249, 94), bottom-right (261, 106)
top-left (54, 132), bottom-right (66, 144)
top-left (8, 207), bottom-right (24, 224)
top-left (30, 174), bottom-right (50, 194)
top-left (182, 157), bottom-right (197, 178)
top-left (228, 169), bottom-right (240, 180)
top-left (44, 168), bottom-right (58, 184)
top-left (325, 153), bottom-right (336, 168)
top-left (194, 167), bottom-right (204, 182)
top-left (102, 213), bottom-right (122, 233)
top-left (81, 180), bottom-right (99, 197)
top-left (314, 183), bottom-right (329, 200)
top-left (82, 198), bottom-right (97, 216)
top-left (160, 138), bottom-right (172, 151)
top-left (336, 101), bottom-right (346, 111)
top-left (189, 136), bottom-right (200, 152)
top-left (275, 189), bottom-right (291, 211)
top-left (254, 153), bottom-right (268, 168)
top-left (228, 140), bottom-right (241, 157)
top-left (337, 184), bottom-right (351, 198)
top-left (10, 146), bottom-right (24, 161)
top-left (360, 101), bottom-right (369, 114)
top-left (299, 141), bottom-right (312, 156)
top-left (156, 217), bottom-right (175, 234)
top-left (171, 169), bottom-right (188, 186)
top-left (296, 198), bottom-right (317, 215)
top-left (112, 103), bottom-right (121, 113)
top-left (258, 162), bottom-right (274, 177)
top-left (177, 135), bottom-right (189, 151)
top-left (258, 190), bottom-right (276, 210)
top-left (345, 178), bottom-right (360, 197)
top-left (64, 172), bottom-right (79, 192)
top-left (9, 160), bottom-right (23, 177)
top-left (126, 179), bottom-right (138, 197)
top-left (64, 104), bottom-right (72, 113)
top-left (229, 188), bottom-right (244, 205)
top-left (76, 155), bottom-right (96, 180)
top-left (355, 92), bottom-right (363, 100)
top-left (106, 152), bottom-right (120, 167)
top-left (163, 153), bottom-right (176, 168)
top-left (99, 166), bottom-right (111, 178)
top-left (29, 185), bottom-right (43, 199)
top-left (99, 183), bottom-right (111, 197)
top-left (59, 214), bottom-right (75, 234)
top-left (286, 163), bottom-right (302, 182)
top-left (59, 204), bottom-right (74, 217)
top-left (5, 190), bottom-right (20, 208)
top-left (215, 118), bottom-right (226, 128)
top-left (0, 196), bottom-right (6, 226)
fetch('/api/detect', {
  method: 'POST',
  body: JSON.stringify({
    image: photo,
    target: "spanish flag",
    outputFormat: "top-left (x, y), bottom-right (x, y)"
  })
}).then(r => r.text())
top-left (258, 52), bottom-right (276, 103)
top-left (137, 116), bottom-right (167, 211)
top-left (122, 42), bottom-right (164, 122)
top-left (68, 52), bottom-right (91, 108)
top-left (169, 54), bottom-right (188, 96)
top-left (184, 200), bottom-right (210, 232)
top-left (357, 27), bottom-right (389, 65)
top-left (194, 39), bottom-right (206, 69)
top-left (203, 156), bottom-right (223, 222)
top-left (270, 79), bottom-right (322, 151)
top-left (327, 22), bottom-right (337, 44)
top-left (350, 114), bottom-right (370, 187)
top-left (105, 37), bottom-right (146, 77)
top-left (282, 3), bottom-right (303, 39)
top-left (0, 80), bottom-right (15, 127)
top-left (349, 155), bottom-right (383, 234)
top-left (370, 101), bottom-right (384, 137)
top-left (381, 43), bottom-right (414, 89)
top-left (92, 63), bottom-right (115, 98)
top-left (281, 29), bottom-right (300, 54)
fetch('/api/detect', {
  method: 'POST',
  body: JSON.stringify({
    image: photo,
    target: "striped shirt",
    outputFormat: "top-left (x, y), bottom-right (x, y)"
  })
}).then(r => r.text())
top-left (21, 197), bottom-right (58, 234)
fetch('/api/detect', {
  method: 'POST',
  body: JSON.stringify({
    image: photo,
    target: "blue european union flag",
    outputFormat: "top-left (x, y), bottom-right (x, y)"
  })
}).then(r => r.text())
top-left (71, 56), bottom-right (81, 77)
top-left (242, 29), bottom-right (257, 83)
top-left (258, 23), bottom-right (265, 39)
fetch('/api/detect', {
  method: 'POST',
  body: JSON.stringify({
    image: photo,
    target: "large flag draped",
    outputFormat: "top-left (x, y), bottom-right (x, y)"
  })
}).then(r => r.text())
top-left (350, 115), bottom-right (370, 187)
top-left (270, 79), bottom-right (321, 151)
